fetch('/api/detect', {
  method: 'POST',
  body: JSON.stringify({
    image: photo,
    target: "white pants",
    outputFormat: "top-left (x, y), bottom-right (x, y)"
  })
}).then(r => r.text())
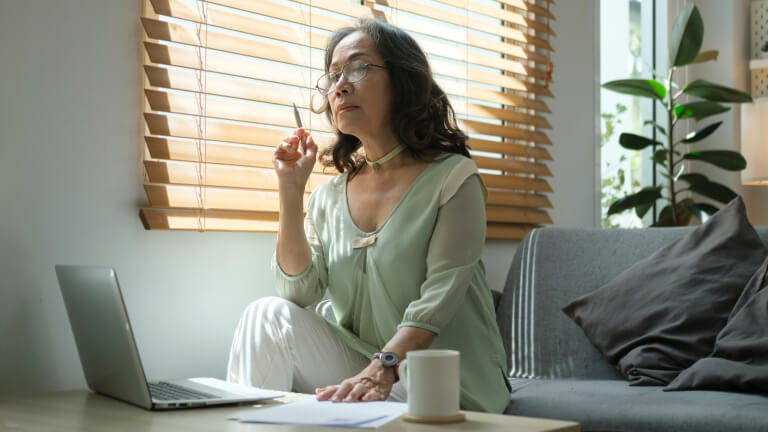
top-left (227, 296), bottom-right (407, 401)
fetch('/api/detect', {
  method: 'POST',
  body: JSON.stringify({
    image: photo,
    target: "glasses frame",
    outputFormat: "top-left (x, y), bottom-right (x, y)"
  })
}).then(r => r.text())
top-left (315, 60), bottom-right (387, 96)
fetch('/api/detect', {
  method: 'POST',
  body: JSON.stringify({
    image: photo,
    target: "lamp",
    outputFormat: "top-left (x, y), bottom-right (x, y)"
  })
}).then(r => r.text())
top-left (740, 102), bottom-right (768, 186)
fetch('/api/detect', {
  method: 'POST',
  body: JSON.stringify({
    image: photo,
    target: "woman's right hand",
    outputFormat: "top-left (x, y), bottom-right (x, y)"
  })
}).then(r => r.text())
top-left (273, 128), bottom-right (318, 193)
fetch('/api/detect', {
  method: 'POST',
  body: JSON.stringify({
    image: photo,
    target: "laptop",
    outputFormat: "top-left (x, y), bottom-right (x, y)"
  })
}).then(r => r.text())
top-left (55, 265), bottom-right (283, 410)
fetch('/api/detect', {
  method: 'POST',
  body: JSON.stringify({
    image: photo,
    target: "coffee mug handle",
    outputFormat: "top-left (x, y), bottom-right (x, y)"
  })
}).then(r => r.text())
top-left (399, 359), bottom-right (409, 391)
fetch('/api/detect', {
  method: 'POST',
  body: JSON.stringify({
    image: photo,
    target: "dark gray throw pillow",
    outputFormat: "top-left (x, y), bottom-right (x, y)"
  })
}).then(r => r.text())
top-left (665, 255), bottom-right (768, 394)
top-left (562, 197), bottom-right (767, 386)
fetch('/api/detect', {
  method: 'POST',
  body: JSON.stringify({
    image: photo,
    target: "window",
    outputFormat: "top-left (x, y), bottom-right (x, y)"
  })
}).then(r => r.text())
top-left (600, 0), bottom-right (665, 227)
top-left (139, 0), bottom-right (555, 239)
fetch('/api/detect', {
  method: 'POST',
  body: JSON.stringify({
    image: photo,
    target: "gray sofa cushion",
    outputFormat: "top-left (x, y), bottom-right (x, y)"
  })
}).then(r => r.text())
top-left (666, 255), bottom-right (768, 393)
top-left (561, 197), bottom-right (767, 385)
top-left (505, 378), bottom-right (768, 432)
top-left (496, 226), bottom-right (768, 381)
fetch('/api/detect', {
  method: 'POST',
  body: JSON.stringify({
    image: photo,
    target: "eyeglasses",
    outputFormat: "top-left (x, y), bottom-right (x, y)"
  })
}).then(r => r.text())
top-left (316, 60), bottom-right (387, 96)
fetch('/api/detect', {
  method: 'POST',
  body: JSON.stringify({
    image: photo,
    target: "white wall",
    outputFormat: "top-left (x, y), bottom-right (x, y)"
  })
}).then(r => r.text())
top-left (0, 0), bottom-right (600, 395)
top-left (547, 0), bottom-right (601, 229)
top-left (684, 0), bottom-right (768, 224)
top-left (0, 0), bottom-right (279, 394)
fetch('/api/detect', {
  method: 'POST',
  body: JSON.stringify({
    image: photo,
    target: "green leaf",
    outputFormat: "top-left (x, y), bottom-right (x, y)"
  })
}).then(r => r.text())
top-left (644, 120), bottom-right (667, 136)
top-left (689, 50), bottom-right (719, 65)
top-left (681, 121), bottom-right (722, 143)
top-left (652, 149), bottom-right (668, 165)
top-left (678, 173), bottom-right (709, 186)
top-left (673, 163), bottom-right (685, 180)
top-left (619, 133), bottom-right (661, 150)
top-left (607, 187), bottom-right (663, 215)
top-left (689, 180), bottom-right (738, 204)
top-left (682, 80), bottom-right (753, 103)
top-left (682, 202), bottom-right (719, 223)
top-left (602, 79), bottom-right (666, 101)
top-left (669, 4), bottom-right (704, 67)
top-left (683, 150), bottom-right (747, 171)
top-left (636, 202), bottom-right (654, 218)
top-left (673, 102), bottom-right (729, 120)
top-left (654, 204), bottom-right (693, 227)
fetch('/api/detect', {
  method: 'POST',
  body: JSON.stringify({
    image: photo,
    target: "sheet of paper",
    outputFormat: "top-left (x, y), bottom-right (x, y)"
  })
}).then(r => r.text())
top-left (232, 397), bottom-right (408, 428)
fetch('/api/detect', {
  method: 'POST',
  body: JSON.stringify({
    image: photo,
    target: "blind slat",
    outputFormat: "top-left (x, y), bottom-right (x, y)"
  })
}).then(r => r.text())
top-left (467, 138), bottom-right (552, 160)
top-left (145, 88), bottom-right (335, 133)
top-left (486, 190), bottom-right (552, 208)
top-left (144, 159), bottom-right (333, 191)
top-left (486, 206), bottom-right (553, 224)
top-left (144, 112), bottom-right (335, 148)
top-left (462, 119), bottom-right (551, 145)
top-left (144, 41), bottom-right (317, 89)
top-left (140, 207), bottom-right (279, 231)
top-left (144, 65), bottom-right (311, 108)
top-left (366, 0), bottom-right (552, 50)
top-left (430, 0), bottom-right (554, 36)
top-left (496, 0), bottom-right (555, 20)
top-left (473, 155), bottom-right (551, 176)
top-left (144, 183), bottom-right (308, 212)
top-left (142, 18), bottom-right (326, 71)
top-left (145, 136), bottom-right (330, 172)
top-left (486, 222), bottom-right (540, 240)
top-left (150, 0), bottom-right (330, 50)
top-left (467, 103), bottom-right (551, 129)
top-left (480, 173), bottom-right (552, 193)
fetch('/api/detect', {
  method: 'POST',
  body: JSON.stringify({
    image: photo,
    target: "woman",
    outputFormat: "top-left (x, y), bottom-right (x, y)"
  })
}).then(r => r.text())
top-left (227, 18), bottom-right (510, 413)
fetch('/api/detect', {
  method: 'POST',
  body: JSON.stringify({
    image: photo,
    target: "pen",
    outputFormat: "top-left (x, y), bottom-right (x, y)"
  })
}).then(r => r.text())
top-left (292, 103), bottom-right (307, 153)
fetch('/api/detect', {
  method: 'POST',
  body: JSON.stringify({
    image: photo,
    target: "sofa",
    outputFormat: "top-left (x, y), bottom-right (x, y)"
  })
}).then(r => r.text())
top-left (495, 226), bottom-right (768, 432)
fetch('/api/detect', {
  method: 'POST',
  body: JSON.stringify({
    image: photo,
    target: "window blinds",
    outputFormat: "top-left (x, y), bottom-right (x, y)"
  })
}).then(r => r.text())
top-left (140, 0), bottom-right (555, 239)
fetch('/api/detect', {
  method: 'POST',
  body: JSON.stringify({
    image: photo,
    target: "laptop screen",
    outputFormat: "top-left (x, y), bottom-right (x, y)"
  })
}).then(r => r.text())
top-left (56, 265), bottom-right (153, 409)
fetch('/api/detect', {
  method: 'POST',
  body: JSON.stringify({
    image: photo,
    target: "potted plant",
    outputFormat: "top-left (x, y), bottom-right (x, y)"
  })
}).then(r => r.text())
top-left (603, 4), bottom-right (752, 226)
top-left (762, 40), bottom-right (768, 58)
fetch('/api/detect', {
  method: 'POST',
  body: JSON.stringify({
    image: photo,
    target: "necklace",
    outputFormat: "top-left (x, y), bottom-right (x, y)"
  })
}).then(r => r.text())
top-left (365, 144), bottom-right (405, 171)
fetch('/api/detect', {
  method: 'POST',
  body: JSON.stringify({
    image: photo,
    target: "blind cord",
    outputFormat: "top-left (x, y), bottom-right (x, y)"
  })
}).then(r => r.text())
top-left (194, 0), bottom-right (209, 232)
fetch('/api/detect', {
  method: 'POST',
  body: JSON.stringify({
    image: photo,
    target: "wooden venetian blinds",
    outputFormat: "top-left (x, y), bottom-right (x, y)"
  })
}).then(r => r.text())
top-left (140, 0), bottom-right (555, 240)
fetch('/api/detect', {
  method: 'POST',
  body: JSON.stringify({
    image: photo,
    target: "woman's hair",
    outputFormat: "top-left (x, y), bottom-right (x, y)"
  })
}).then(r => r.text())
top-left (315, 18), bottom-right (470, 176)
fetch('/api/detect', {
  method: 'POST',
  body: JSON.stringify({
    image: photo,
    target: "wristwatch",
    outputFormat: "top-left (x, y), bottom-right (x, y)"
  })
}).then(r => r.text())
top-left (372, 351), bottom-right (400, 382)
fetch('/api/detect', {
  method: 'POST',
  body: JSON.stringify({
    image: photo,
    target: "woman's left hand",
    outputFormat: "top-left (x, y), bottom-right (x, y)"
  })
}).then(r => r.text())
top-left (315, 361), bottom-right (396, 402)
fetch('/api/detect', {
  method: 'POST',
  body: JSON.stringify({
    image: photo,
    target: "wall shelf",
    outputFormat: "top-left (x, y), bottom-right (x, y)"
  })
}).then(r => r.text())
top-left (750, 58), bottom-right (768, 69)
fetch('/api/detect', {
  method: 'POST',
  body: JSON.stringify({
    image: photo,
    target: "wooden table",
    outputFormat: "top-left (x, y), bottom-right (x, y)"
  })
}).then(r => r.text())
top-left (0, 390), bottom-right (579, 432)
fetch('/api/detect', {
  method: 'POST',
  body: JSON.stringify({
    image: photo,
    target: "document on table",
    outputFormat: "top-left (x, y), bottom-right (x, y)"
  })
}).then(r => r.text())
top-left (231, 397), bottom-right (408, 428)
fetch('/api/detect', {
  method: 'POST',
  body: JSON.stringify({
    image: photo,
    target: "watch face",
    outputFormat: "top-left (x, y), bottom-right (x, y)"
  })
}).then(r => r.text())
top-left (379, 352), bottom-right (398, 367)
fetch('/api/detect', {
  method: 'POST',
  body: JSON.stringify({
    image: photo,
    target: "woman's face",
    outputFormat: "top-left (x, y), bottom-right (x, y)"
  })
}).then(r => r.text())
top-left (326, 31), bottom-right (393, 141)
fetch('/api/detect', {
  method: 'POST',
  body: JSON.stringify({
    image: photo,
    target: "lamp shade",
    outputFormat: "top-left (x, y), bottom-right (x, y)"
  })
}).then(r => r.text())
top-left (741, 101), bottom-right (768, 185)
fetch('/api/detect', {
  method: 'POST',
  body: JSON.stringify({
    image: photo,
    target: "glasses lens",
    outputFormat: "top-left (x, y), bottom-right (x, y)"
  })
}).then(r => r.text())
top-left (316, 74), bottom-right (332, 95)
top-left (345, 61), bottom-right (368, 83)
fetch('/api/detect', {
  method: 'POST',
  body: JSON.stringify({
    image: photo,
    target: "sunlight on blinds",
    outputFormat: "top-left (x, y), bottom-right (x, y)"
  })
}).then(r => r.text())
top-left (140, 0), bottom-right (555, 239)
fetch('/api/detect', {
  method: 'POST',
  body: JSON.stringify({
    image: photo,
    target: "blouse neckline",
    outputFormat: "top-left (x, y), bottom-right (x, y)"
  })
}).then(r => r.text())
top-left (343, 156), bottom-right (441, 236)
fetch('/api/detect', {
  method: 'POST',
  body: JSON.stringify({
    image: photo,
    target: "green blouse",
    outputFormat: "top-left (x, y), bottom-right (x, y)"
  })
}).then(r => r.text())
top-left (271, 152), bottom-right (510, 413)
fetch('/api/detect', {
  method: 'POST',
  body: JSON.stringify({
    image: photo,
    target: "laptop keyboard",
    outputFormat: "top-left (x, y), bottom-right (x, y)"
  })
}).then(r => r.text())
top-left (149, 382), bottom-right (217, 401)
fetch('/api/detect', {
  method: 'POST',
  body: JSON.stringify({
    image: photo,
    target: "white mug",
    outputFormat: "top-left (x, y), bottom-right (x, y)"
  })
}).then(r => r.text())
top-left (399, 349), bottom-right (462, 422)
